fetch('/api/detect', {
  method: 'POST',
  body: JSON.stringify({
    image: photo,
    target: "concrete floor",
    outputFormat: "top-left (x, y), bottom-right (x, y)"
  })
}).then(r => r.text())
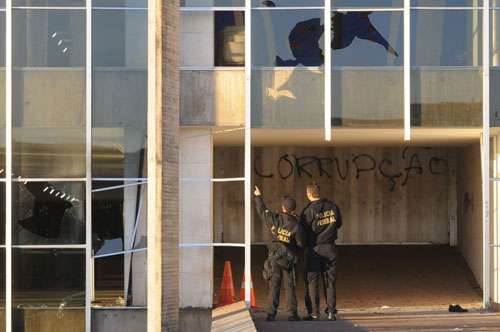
top-left (253, 311), bottom-right (500, 332)
top-left (214, 245), bottom-right (482, 313)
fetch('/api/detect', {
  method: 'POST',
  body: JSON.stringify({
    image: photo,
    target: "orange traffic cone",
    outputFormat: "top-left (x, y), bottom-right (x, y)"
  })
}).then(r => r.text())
top-left (240, 274), bottom-right (258, 308)
top-left (218, 261), bottom-right (235, 307)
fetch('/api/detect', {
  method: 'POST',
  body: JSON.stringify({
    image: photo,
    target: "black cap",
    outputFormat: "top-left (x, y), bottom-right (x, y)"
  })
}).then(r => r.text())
top-left (281, 195), bottom-right (296, 213)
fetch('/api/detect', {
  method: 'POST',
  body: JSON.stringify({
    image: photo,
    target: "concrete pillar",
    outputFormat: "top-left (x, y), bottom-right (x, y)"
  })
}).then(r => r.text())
top-left (179, 128), bottom-right (213, 308)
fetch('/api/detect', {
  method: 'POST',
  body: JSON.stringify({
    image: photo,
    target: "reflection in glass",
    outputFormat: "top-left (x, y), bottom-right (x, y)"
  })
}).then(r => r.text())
top-left (12, 249), bottom-right (85, 332)
top-left (13, 9), bottom-right (85, 178)
top-left (215, 11), bottom-right (245, 66)
top-left (331, 11), bottom-right (403, 127)
top-left (333, 68), bottom-right (403, 127)
top-left (332, 0), bottom-right (403, 8)
top-left (411, 9), bottom-right (482, 66)
top-left (0, 12), bottom-right (5, 177)
top-left (411, 0), bottom-right (482, 7)
top-left (92, 0), bottom-right (147, 8)
top-left (94, 252), bottom-right (147, 308)
top-left (0, 249), bottom-right (4, 332)
top-left (252, 0), bottom-right (323, 7)
top-left (252, 9), bottom-right (324, 67)
top-left (12, 181), bottom-right (85, 245)
top-left (213, 181), bottom-right (244, 243)
top-left (92, 9), bottom-right (147, 178)
top-left (13, 0), bottom-right (84, 6)
top-left (411, 9), bottom-right (482, 127)
top-left (332, 11), bottom-right (402, 66)
top-left (92, 182), bottom-right (147, 256)
top-left (181, 0), bottom-right (244, 6)
top-left (252, 10), bottom-right (324, 128)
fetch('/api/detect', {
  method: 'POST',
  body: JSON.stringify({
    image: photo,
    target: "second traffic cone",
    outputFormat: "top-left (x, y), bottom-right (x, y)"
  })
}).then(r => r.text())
top-left (218, 261), bottom-right (235, 306)
top-left (240, 274), bottom-right (257, 308)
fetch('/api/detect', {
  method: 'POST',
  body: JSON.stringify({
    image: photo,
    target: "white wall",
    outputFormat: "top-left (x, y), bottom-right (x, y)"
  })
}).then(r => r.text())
top-left (179, 128), bottom-right (213, 308)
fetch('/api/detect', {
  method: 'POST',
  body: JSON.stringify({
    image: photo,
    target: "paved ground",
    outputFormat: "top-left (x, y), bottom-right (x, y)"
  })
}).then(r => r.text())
top-left (253, 311), bottom-right (500, 332)
top-left (214, 245), bottom-right (482, 311)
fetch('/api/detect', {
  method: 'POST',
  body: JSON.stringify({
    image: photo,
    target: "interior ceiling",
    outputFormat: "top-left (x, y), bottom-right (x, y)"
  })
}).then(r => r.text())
top-left (212, 127), bottom-right (481, 147)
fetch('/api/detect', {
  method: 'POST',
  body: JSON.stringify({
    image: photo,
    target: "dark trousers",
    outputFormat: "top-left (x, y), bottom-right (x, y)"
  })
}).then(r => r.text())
top-left (267, 264), bottom-right (298, 317)
top-left (304, 245), bottom-right (337, 316)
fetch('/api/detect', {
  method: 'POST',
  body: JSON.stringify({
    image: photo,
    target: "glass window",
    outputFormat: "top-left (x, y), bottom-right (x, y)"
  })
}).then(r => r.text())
top-left (92, 8), bottom-right (147, 178)
top-left (93, 0), bottom-right (147, 8)
top-left (491, 9), bottom-right (500, 126)
top-left (411, 0), bottom-right (482, 7)
top-left (12, 249), bottom-right (85, 332)
top-left (94, 252), bottom-right (147, 308)
top-left (215, 11), bottom-right (245, 66)
top-left (411, 9), bottom-right (482, 127)
top-left (252, 9), bottom-right (324, 67)
top-left (411, 10), bottom-right (482, 67)
top-left (332, 10), bottom-right (403, 128)
top-left (92, 182), bottom-right (147, 256)
top-left (12, 181), bottom-right (85, 245)
top-left (13, 9), bottom-right (86, 178)
top-left (13, 0), bottom-right (84, 7)
top-left (251, 9), bottom-right (324, 128)
top-left (333, 0), bottom-right (403, 8)
top-left (252, 0), bottom-right (323, 7)
top-left (181, 0), bottom-right (244, 6)
top-left (0, 12), bottom-right (5, 177)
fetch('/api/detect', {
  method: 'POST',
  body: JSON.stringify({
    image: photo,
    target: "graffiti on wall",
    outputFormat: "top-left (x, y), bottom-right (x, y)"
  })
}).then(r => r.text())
top-left (254, 147), bottom-right (449, 192)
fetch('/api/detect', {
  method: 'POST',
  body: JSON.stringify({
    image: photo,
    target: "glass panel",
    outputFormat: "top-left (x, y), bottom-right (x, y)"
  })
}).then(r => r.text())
top-left (92, 8), bottom-right (147, 178)
top-left (92, 0), bottom-right (147, 8)
top-left (12, 249), bottom-right (85, 332)
top-left (411, 9), bottom-right (482, 127)
top-left (181, 0), bottom-right (244, 6)
top-left (0, 183), bottom-right (5, 244)
top-left (215, 11), bottom-right (245, 66)
top-left (252, 0), bottom-right (323, 7)
top-left (411, 0), bottom-right (483, 7)
top-left (0, 12), bottom-right (5, 177)
top-left (213, 181), bottom-right (244, 243)
top-left (332, 10), bottom-right (403, 128)
top-left (0, 249), bottom-right (4, 331)
top-left (333, 0), bottom-right (403, 8)
top-left (13, 0), bottom-right (84, 7)
top-left (491, 10), bottom-right (500, 126)
top-left (93, 252), bottom-right (147, 308)
top-left (12, 181), bottom-right (85, 245)
top-left (252, 9), bottom-right (324, 128)
top-left (213, 247), bottom-right (243, 306)
top-left (92, 182), bottom-right (147, 256)
top-left (13, 9), bottom-right (85, 178)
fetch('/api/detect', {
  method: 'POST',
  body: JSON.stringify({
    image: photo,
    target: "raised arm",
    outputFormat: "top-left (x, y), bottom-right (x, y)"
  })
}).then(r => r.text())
top-left (254, 186), bottom-right (278, 229)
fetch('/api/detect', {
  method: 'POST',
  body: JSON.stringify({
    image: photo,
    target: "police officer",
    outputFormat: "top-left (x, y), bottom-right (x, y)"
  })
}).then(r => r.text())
top-left (301, 182), bottom-right (342, 321)
top-left (254, 186), bottom-right (303, 322)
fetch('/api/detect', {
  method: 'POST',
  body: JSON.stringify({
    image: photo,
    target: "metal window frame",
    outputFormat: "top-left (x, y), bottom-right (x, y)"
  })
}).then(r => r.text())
top-left (484, 0), bottom-right (492, 309)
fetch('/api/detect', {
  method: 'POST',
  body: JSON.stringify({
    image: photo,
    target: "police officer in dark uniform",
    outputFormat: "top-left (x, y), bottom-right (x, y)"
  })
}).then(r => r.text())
top-left (254, 186), bottom-right (303, 322)
top-left (301, 182), bottom-right (342, 321)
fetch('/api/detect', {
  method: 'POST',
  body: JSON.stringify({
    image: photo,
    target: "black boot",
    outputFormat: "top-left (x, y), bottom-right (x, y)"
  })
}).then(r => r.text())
top-left (266, 314), bottom-right (276, 321)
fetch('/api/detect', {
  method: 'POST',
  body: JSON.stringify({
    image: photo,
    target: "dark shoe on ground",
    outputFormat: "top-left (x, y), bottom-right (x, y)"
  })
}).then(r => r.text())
top-left (328, 312), bottom-right (337, 321)
top-left (266, 314), bottom-right (276, 321)
top-left (324, 307), bottom-right (329, 315)
top-left (288, 314), bottom-right (300, 321)
top-left (449, 304), bottom-right (468, 313)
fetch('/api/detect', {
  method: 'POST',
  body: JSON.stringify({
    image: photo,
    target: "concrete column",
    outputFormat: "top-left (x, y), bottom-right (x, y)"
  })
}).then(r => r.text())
top-left (179, 128), bottom-right (213, 308)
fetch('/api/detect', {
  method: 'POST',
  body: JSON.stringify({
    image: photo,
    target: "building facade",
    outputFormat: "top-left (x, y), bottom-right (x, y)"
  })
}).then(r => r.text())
top-left (7, 0), bottom-right (500, 331)
top-left (178, 0), bottom-right (500, 321)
